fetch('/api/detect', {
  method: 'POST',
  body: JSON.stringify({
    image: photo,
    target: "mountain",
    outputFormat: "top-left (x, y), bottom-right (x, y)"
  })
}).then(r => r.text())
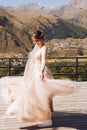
top-left (7, 9), bottom-right (87, 39)
top-left (68, 0), bottom-right (87, 9)
top-left (5, 1), bottom-right (87, 29)
top-left (49, 0), bottom-right (87, 29)
top-left (49, 0), bottom-right (87, 17)
top-left (0, 7), bottom-right (87, 56)
top-left (23, 15), bottom-right (87, 40)
top-left (0, 16), bottom-right (31, 54)
top-left (67, 9), bottom-right (87, 29)
top-left (0, 8), bottom-right (33, 55)
top-left (16, 3), bottom-right (46, 12)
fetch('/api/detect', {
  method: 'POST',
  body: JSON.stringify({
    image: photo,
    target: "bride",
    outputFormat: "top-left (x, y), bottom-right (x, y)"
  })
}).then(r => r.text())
top-left (0, 30), bottom-right (79, 127)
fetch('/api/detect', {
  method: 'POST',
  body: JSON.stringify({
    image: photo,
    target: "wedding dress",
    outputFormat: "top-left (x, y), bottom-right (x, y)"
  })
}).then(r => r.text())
top-left (0, 45), bottom-right (79, 123)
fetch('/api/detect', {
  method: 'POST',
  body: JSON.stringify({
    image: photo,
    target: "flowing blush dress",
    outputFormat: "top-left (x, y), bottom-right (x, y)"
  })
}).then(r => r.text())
top-left (0, 45), bottom-right (79, 122)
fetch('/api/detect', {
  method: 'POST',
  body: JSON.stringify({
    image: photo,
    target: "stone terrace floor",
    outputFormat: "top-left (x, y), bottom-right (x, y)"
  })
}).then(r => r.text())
top-left (0, 82), bottom-right (87, 130)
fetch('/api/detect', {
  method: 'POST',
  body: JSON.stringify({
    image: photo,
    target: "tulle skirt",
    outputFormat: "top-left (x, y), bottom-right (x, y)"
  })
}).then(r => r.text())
top-left (0, 64), bottom-right (79, 122)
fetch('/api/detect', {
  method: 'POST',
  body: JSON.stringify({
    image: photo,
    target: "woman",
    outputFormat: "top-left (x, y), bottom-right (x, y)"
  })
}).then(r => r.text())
top-left (0, 30), bottom-right (79, 127)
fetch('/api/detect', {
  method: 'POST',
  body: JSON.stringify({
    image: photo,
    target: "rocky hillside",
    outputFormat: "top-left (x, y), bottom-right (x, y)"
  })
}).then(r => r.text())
top-left (7, 8), bottom-right (87, 39)
top-left (6, 0), bottom-right (87, 29)
top-left (49, 0), bottom-right (87, 29)
top-left (50, 0), bottom-right (87, 17)
top-left (0, 6), bottom-right (87, 56)
top-left (68, 0), bottom-right (87, 9)
top-left (0, 8), bottom-right (33, 54)
top-left (16, 3), bottom-right (46, 11)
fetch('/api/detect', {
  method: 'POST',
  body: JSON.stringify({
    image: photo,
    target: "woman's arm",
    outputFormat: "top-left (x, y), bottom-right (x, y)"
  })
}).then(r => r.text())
top-left (40, 46), bottom-right (47, 80)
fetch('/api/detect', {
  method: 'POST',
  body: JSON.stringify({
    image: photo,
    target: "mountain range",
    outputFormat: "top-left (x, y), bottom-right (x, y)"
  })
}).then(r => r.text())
top-left (68, 0), bottom-right (87, 9)
top-left (49, 0), bottom-right (87, 29)
top-left (13, 0), bottom-right (87, 12)
top-left (16, 3), bottom-right (46, 12)
top-left (5, 0), bottom-right (87, 29)
top-left (0, 0), bottom-right (87, 56)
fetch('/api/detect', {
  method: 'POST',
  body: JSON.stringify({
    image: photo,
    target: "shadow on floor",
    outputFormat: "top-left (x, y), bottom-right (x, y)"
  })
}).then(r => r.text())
top-left (20, 111), bottom-right (87, 130)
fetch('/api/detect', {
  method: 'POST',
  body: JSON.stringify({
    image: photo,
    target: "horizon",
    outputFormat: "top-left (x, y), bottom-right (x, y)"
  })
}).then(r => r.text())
top-left (0, 0), bottom-right (69, 8)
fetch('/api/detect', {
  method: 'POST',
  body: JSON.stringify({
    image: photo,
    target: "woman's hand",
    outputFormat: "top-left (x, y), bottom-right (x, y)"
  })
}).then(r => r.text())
top-left (40, 72), bottom-right (44, 80)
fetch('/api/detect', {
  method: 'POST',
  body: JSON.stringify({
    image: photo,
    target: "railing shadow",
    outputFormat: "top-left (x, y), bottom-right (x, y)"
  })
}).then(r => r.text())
top-left (52, 111), bottom-right (87, 130)
top-left (20, 111), bottom-right (87, 130)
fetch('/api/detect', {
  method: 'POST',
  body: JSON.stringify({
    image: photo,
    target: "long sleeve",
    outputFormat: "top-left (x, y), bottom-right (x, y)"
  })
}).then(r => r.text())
top-left (41, 46), bottom-right (47, 73)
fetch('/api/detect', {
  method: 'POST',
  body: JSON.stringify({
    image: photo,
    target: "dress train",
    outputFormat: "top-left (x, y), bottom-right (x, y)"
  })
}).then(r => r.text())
top-left (0, 45), bottom-right (79, 123)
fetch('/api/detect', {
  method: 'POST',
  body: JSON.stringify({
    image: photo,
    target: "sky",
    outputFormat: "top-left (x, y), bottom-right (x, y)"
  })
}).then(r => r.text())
top-left (0, 0), bottom-right (70, 8)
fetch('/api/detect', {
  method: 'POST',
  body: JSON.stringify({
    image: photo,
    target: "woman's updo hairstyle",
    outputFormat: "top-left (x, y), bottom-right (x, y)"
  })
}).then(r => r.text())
top-left (34, 30), bottom-right (44, 40)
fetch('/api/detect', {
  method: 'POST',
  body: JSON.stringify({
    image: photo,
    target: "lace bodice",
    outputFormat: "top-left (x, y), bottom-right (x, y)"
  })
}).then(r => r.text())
top-left (35, 46), bottom-right (47, 71)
